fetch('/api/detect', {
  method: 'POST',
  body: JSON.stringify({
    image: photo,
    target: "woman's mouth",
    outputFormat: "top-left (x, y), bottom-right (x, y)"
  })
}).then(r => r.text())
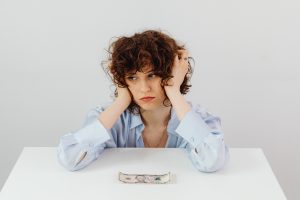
top-left (140, 96), bottom-right (155, 103)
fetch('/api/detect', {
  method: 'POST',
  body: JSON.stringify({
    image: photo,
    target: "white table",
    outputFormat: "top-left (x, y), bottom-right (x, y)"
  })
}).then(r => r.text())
top-left (0, 147), bottom-right (286, 200)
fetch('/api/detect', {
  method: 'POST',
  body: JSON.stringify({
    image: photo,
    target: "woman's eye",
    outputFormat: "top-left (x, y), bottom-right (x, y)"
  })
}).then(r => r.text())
top-left (127, 76), bottom-right (136, 81)
top-left (148, 74), bottom-right (156, 78)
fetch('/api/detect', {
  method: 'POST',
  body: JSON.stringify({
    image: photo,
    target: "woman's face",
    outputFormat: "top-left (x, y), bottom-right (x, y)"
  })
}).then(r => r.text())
top-left (125, 66), bottom-right (167, 111)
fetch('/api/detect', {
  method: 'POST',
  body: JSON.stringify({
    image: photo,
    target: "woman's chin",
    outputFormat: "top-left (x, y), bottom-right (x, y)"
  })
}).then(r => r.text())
top-left (138, 103), bottom-right (161, 111)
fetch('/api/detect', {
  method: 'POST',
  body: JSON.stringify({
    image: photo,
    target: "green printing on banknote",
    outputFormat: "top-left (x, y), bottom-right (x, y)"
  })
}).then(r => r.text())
top-left (119, 172), bottom-right (171, 184)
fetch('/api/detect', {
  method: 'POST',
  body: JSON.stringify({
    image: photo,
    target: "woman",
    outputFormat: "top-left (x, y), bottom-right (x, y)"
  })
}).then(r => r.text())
top-left (57, 30), bottom-right (229, 172)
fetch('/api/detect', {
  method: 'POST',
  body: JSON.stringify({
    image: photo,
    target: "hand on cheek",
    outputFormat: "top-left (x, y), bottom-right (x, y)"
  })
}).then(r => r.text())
top-left (164, 49), bottom-right (189, 95)
top-left (116, 85), bottom-right (132, 107)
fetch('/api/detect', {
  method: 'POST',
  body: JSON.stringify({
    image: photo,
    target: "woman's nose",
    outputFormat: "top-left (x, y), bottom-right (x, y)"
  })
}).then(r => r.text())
top-left (140, 80), bottom-right (151, 92)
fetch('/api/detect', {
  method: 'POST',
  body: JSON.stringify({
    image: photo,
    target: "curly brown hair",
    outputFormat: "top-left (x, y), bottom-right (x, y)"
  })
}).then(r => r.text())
top-left (102, 29), bottom-right (194, 114)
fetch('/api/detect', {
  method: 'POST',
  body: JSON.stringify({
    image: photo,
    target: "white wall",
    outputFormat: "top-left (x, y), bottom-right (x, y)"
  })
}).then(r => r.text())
top-left (0, 0), bottom-right (299, 199)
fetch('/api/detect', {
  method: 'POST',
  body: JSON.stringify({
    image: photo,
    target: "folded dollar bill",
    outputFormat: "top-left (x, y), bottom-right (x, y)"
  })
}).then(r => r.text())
top-left (119, 172), bottom-right (171, 184)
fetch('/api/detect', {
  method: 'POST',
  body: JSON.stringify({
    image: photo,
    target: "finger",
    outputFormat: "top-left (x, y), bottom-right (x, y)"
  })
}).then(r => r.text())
top-left (179, 55), bottom-right (189, 64)
top-left (178, 49), bottom-right (188, 53)
top-left (174, 54), bottom-right (180, 65)
top-left (177, 49), bottom-right (189, 55)
top-left (181, 51), bottom-right (189, 59)
top-left (108, 61), bottom-right (113, 69)
top-left (177, 50), bottom-right (189, 60)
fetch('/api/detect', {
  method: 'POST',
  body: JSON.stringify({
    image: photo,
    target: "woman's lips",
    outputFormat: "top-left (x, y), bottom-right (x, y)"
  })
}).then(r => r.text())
top-left (140, 97), bottom-right (155, 103)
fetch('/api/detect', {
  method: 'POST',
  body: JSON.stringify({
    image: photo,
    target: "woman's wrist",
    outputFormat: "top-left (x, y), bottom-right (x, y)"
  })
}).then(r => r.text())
top-left (114, 97), bottom-right (131, 111)
top-left (98, 100), bottom-right (127, 130)
top-left (165, 86), bottom-right (181, 99)
top-left (165, 88), bottom-right (191, 121)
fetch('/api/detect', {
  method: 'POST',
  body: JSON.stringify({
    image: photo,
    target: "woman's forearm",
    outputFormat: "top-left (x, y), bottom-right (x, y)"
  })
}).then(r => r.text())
top-left (98, 98), bottom-right (129, 129)
top-left (166, 89), bottom-right (191, 121)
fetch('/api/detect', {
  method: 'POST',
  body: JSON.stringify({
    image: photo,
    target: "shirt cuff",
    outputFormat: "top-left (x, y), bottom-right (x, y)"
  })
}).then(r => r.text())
top-left (74, 118), bottom-right (111, 146)
top-left (175, 108), bottom-right (211, 147)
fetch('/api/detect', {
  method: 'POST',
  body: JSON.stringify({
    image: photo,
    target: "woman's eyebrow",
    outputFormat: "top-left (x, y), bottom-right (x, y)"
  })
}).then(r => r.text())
top-left (144, 69), bottom-right (154, 74)
top-left (127, 69), bottom-right (154, 76)
top-left (126, 72), bottom-right (136, 76)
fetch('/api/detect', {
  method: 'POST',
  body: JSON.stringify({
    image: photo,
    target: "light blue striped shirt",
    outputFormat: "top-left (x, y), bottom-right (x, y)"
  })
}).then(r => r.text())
top-left (57, 102), bottom-right (229, 172)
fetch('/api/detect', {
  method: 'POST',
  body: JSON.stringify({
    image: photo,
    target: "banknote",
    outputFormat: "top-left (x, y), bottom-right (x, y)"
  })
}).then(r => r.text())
top-left (119, 172), bottom-right (171, 184)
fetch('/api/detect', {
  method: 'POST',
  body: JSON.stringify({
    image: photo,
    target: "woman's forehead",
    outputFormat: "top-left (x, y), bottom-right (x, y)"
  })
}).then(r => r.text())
top-left (140, 65), bottom-right (154, 73)
top-left (127, 65), bottom-right (154, 75)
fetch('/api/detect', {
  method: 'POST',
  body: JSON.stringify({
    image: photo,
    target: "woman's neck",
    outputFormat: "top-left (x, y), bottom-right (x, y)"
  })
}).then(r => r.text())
top-left (140, 105), bottom-right (172, 128)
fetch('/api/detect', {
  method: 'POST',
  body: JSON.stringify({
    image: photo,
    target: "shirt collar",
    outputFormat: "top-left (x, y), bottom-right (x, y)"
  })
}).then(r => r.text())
top-left (129, 106), bottom-right (180, 135)
top-left (130, 112), bottom-right (143, 129)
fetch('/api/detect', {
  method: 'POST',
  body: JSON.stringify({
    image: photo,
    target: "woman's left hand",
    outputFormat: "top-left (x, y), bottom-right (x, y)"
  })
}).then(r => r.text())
top-left (164, 49), bottom-right (189, 94)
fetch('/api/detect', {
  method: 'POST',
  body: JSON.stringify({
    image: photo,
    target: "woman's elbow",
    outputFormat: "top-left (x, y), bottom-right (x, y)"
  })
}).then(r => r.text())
top-left (57, 150), bottom-right (81, 172)
top-left (191, 145), bottom-right (229, 173)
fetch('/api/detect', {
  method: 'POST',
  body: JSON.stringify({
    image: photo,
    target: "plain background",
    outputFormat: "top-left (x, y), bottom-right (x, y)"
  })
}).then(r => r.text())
top-left (0, 0), bottom-right (299, 199)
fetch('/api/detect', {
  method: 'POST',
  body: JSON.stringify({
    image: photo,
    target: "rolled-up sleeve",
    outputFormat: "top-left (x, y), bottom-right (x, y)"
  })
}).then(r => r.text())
top-left (176, 104), bottom-right (229, 172)
top-left (57, 106), bottom-right (112, 171)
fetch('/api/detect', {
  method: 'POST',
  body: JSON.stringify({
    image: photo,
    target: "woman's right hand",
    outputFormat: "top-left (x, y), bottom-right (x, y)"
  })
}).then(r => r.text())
top-left (115, 85), bottom-right (132, 108)
top-left (108, 61), bottom-right (132, 107)
top-left (98, 85), bottom-right (132, 130)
